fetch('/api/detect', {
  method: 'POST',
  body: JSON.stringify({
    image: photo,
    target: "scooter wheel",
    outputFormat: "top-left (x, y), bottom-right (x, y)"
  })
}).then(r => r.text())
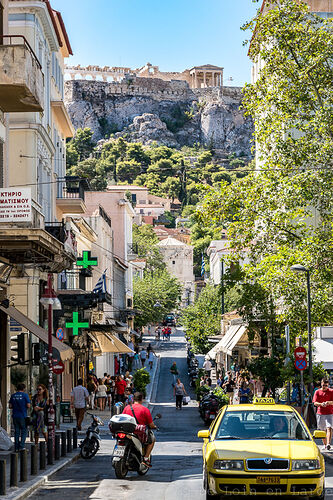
top-left (80, 437), bottom-right (99, 459)
top-left (114, 459), bottom-right (129, 479)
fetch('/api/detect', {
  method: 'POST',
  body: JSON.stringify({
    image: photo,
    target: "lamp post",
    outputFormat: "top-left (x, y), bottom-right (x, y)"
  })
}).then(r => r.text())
top-left (291, 264), bottom-right (313, 394)
top-left (40, 273), bottom-right (62, 448)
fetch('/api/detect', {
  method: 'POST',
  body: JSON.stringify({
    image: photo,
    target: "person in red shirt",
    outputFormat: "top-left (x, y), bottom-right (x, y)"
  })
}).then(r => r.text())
top-left (122, 392), bottom-right (157, 466)
top-left (313, 378), bottom-right (333, 449)
top-left (115, 375), bottom-right (127, 403)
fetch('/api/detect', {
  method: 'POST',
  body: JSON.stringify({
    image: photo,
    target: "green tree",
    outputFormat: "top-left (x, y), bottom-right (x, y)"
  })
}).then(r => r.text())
top-left (160, 177), bottom-right (181, 201)
top-left (132, 223), bottom-right (166, 273)
top-left (68, 158), bottom-right (107, 190)
top-left (134, 270), bottom-right (181, 328)
top-left (66, 128), bottom-right (95, 168)
top-left (116, 160), bottom-right (141, 183)
top-left (197, 0), bottom-right (333, 361)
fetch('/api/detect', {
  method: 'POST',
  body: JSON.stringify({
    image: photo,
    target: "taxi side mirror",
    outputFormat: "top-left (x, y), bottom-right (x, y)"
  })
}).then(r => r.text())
top-left (313, 430), bottom-right (326, 439)
top-left (198, 430), bottom-right (210, 439)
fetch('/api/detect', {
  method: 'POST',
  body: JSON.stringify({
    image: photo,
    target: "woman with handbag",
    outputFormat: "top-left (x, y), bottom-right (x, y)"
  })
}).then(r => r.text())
top-left (31, 384), bottom-right (48, 445)
top-left (173, 378), bottom-right (187, 410)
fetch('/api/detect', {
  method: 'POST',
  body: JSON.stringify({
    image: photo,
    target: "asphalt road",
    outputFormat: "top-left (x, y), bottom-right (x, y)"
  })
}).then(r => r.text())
top-left (27, 328), bottom-right (333, 500)
top-left (28, 328), bottom-right (206, 500)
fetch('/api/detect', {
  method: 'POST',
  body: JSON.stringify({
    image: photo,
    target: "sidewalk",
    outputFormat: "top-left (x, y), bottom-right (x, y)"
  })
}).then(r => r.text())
top-left (2, 341), bottom-right (161, 498)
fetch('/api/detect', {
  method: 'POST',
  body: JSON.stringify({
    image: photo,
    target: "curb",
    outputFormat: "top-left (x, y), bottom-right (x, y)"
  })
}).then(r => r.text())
top-left (5, 452), bottom-right (80, 500)
top-left (145, 355), bottom-right (160, 405)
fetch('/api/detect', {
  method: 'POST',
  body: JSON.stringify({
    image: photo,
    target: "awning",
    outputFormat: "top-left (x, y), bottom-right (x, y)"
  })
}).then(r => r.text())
top-left (207, 338), bottom-right (225, 360)
top-left (222, 325), bottom-right (247, 356)
top-left (112, 321), bottom-right (128, 334)
top-left (89, 331), bottom-right (134, 355)
top-left (0, 304), bottom-right (74, 361)
top-left (313, 338), bottom-right (333, 370)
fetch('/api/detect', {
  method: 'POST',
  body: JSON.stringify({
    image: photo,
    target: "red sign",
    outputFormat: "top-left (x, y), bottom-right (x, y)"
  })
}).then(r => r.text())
top-left (294, 347), bottom-right (307, 371)
top-left (52, 360), bottom-right (65, 375)
top-left (294, 347), bottom-right (307, 359)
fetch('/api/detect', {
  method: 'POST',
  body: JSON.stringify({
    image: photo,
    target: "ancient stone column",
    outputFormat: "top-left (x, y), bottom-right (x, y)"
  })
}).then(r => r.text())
top-left (203, 72), bottom-right (207, 87)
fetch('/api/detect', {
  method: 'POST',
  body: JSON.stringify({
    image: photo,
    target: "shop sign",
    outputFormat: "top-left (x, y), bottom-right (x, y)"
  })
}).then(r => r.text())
top-left (0, 188), bottom-right (31, 222)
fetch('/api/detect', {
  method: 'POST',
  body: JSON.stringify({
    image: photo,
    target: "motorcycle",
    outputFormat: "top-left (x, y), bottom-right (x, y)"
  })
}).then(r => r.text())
top-left (199, 392), bottom-right (220, 425)
top-left (79, 413), bottom-right (104, 459)
top-left (109, 413), bottom-right (161, 479)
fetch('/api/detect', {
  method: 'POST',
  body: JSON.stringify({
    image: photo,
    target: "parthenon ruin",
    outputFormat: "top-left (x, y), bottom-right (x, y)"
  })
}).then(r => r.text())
top-left (65, 62), bottom-right (224, 89)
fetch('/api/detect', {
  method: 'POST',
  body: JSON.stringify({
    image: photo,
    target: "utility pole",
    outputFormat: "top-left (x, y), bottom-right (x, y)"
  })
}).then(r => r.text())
top-left (221, 259), bottom-right (225, 316)
top-left (306, 270), bottom-right (313, 395)
top-left (285, 325), bottom-right (290, 404)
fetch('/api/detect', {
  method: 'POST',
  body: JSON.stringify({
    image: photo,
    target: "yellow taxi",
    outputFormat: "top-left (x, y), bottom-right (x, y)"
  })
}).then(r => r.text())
top-left (198, 397), bottom-right (326, 499)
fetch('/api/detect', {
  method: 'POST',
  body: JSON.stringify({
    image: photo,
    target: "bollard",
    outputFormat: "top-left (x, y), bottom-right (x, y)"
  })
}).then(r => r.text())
top-left (67, 429), bottom-right (72, 453)
top-left (39, 441), bottom-right (46, 470)
top-left (55, 434), bottom-right (61, 460)
top-left (10, 452), bottom-right (18, 487)
top-left (47, 438), bottom-right (54, 465)
top-left (72, 427), bottom-right (78, 449)
top-left (61, 431), bottom-right (66, 457)
top-left (20, 449), bottom-right (27, 482)
top-left (31, 444), bottom-right (38, 475)
top-left (0, 460), bottom-right (6, 495)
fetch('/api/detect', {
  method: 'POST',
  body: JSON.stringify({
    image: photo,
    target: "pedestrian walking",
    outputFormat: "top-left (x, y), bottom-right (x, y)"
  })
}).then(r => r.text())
top-left (140, 348), bottom-right (147, 367)
top-left (148, 350), bottom-right (155, 370)
top-left (134, 350), bottom-right (140, 369)
top-left (31, 384), bottom-right (48, 444)
top-left (238, 379), bottom-right (252, 404)
top-left (223, 374), bottom-right (236, 404)
top-left (170, 361), bottom-right (179, 386)
top-left (203, 357), bottom-right (212, 376)
top-left (96, 378), bottom-right (107, 411)
top-left (115, 375), bottom-right (127, 403)
top-left (87, 375), bottom-right (97, 410)
top-left (9, 383), bottom-right (31, 451)
top-left (174, 378), bottom-right (187, 410)
top-left (70, 378), bottom-right (89, 431)
top-left (313, 378), bottom-right (333, 450)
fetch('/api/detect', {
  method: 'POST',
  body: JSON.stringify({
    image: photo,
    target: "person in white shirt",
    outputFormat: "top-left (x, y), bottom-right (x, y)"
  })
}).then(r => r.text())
top-left (70, 379), bottom-right (89, 431)
top-left (203, 358), bottom-right (212, 376)
top-left (140, 349), bottom-right (147, 367)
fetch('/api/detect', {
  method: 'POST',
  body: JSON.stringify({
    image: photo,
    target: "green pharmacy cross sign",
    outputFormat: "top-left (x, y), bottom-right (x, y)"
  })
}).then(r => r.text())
top-left (66, 312), bottom-right (89, 336)
top-left (76, 251), bottom-right (98, 269)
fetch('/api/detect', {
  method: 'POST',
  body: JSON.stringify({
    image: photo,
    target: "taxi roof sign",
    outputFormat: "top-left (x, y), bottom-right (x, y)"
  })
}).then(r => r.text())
top-left (253, 397), bottom-right (275, 405)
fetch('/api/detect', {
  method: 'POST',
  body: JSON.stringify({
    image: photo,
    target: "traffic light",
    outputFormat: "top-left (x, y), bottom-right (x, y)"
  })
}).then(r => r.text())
top-left (11, 333), bottom-right (26, 364)
top-left (32, 343), bottom-right (41, 366)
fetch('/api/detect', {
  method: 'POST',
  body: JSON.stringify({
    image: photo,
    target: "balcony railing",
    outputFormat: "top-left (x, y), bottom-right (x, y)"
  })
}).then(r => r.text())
top-left (57, 177), bottom-right (91, 201)
top-left (0, 35), bottom-right (41, 70)
top-left (45, 222), bottom-right (77, 257)
top-left (0, 35), bottom-right (44, 112)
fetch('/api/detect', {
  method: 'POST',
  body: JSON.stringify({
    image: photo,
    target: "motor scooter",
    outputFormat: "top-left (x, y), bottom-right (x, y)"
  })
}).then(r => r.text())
top-left (80, 413), bottom-right (104, 459)
top-left (199, 392), bottom-right (220, 425)
top-left (109, 413), bottom-right (161, 478)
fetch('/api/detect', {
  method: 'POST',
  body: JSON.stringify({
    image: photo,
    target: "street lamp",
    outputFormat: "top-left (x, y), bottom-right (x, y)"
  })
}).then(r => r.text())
top-left (291, 264), bottom-right (312, 393)
top-left (40, 274), bottom-right (62, 449)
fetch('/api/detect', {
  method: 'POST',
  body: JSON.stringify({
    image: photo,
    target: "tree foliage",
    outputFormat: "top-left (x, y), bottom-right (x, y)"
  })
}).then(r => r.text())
top-left (133, 270), bottom-right (181, 328)
top-left (197, 0), bottom-right (333, 360)
top-left (181, 284), bottom-right (222, 354)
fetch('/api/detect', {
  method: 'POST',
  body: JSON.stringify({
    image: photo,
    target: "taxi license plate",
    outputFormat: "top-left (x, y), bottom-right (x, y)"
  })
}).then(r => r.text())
top-left (113, 446), bottom-right (125, 457)
top-left (256, 476), bottom-right (280, 484)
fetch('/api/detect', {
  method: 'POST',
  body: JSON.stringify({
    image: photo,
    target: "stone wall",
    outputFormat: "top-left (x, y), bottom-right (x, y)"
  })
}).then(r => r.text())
top-left (65, 79), bottom-right (253, 156)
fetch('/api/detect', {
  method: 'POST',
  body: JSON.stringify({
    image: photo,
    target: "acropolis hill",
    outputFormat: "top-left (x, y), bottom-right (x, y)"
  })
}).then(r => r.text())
top-left (64, 63), bottom-right (253, 156)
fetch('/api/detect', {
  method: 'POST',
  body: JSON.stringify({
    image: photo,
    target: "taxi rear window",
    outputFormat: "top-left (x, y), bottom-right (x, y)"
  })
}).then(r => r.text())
top-left (215, 410), bottom-right (310, 441)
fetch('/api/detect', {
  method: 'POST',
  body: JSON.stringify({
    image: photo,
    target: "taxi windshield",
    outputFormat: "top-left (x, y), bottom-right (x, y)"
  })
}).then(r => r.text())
top-left (216, 410), bottom-right (310, 441)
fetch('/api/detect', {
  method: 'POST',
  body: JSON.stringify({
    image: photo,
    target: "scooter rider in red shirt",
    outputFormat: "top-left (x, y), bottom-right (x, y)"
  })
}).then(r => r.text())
top-left (122, 392), bottom-right (157, 466)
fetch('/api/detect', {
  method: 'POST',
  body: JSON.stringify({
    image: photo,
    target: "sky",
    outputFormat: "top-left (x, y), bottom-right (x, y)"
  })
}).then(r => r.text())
top-left (52, 0), bottom-right (260, 87)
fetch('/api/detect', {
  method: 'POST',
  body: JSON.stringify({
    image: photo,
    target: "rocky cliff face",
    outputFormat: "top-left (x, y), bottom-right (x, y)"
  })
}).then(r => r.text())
top-left (65, 78), bottom-right (253, 156)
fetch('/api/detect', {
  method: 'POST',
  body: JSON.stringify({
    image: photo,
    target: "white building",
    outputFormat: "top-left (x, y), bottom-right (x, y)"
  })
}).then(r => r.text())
top-left (157, 236), bottom-right (194, 307)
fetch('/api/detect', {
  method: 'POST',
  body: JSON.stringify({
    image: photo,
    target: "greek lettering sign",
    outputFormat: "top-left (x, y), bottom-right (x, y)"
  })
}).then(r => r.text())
top-left (0, 188), bottom-right (31, 222)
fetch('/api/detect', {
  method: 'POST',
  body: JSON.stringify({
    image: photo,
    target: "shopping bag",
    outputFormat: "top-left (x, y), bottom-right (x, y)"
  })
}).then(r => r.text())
top-left (183, 396), bottom-right (190, 405)
top-left (0, 426), bottom-right (13, 451)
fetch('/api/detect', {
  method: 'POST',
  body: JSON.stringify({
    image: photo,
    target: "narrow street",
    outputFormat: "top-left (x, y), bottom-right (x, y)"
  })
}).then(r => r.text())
top-left (28, 328), bottom-right (206, 500)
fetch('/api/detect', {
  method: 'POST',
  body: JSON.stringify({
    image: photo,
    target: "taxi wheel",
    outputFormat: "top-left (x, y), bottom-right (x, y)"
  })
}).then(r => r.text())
top-left (204, 471), bottom-right (218, 500)
top-left (317, 488), bottom-right (325, 499)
